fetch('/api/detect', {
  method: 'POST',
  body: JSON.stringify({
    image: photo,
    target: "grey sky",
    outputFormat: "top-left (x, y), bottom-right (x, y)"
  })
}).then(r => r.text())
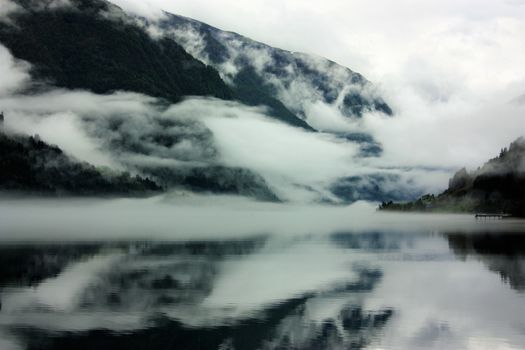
top-left (0, 0), bottom-right (523, 199)
top-left (108, 0), bottom-right (525, 78)
top-left (109, 0), bottom-right (525, 171)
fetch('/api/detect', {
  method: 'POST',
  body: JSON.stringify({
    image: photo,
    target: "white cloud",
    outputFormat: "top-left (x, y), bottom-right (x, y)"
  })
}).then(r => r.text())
top-left (2, 2), bottom-right (524, 199)
top-left (6, 111), bottom-right (118, 168)
top-left (0, 45), bottom-right (30, 96)
top-left (0, 0), bottom-right (22, 23)
top-left (107, 0), bottom-right (165, 19)
top-left (195, 99), bottom-right (358, 200)
top-left (0, 88), bottom-right (160, 168)
top-left (108, 0), bottom-right (525, 174)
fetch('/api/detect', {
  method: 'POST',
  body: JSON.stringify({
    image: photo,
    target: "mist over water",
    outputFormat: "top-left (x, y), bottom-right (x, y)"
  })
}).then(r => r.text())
top-left (1, 195), bottom-right (524, 242)
top-left (0, 1), bottom-right (524, 349)
top-left (1, 196), bottom-right (525, 350)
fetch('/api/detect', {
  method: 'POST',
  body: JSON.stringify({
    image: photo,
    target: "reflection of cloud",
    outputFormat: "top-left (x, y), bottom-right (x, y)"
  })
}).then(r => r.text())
top-left (203, 239), bottom-right (354, 311)
top-left (2, 254), bottom-right (123, 313)
top-left (2, 228), bottom-right (525, 348)
top-left (0, 331), bottom-right (21, 350)
top-left (363, 237), bottom-right (525, 349)
top-left (0, 236), bottom-right (391, 349)
top-left (505, 0), bottom-right (525, 6)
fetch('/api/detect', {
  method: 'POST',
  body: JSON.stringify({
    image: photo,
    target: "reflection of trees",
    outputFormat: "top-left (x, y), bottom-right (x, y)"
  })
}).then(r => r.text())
top-left (8, 240), bottom-right (393, 350)
top-left (262, 268), bottom-right (392, 350)
top-left (447, 233), bottom-right (525, 291)
top-left (0, 244), bottom-right (101, 287)
top-left (331, 232), bottom-right (413, 251)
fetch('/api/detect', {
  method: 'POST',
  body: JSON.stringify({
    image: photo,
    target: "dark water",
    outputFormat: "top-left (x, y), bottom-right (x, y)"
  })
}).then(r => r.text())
top-left (1, 200), bottom-right (525, 350)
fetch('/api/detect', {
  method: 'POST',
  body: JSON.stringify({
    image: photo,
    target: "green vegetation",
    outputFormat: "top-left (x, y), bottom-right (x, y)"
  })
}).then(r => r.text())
top-left (0, 128), bottom-right (279, 200)
top-left (231, 66), bottom-right (314, 130)
top-left (379, 137), bottom-right (525, 217)
top-left (141, 165), bottom-right (280, 202)
top-left (378, 194), bottom-right (481, 213)
top-left (162, 14), bottom-right (392, 129)
top-left (0, 0), bottom-right (232, 102)
top-left (0, 130), bottom-right (161, 196)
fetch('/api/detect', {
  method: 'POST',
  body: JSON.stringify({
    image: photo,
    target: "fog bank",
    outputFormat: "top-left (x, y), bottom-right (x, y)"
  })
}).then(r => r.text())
top-left (1, 195), bottom-right (524, 242)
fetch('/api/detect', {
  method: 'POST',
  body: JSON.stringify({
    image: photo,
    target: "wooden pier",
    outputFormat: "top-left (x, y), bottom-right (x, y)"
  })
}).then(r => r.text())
top-left (475, 213), bottom-right (512, 219)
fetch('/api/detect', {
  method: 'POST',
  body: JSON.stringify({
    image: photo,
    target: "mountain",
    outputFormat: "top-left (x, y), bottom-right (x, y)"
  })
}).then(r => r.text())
top-left (379, 137), bottom-right (525, 216)
top-left (0, 0), bottom-right (392, 133)
top-left (160, 14), bottom-right (392, 119)
top-left (0, 128), bottom-right (162, 196)
top-left (0, 0), bottom-right (396, 202)
top-left (142, 165), bottom-right (279, 202)
top-left (158, 12), bottom-right (392, 153)
top-left (0, 0), bottom-right (232, 102)
top-left (330, 173), bottom-right (422, 204)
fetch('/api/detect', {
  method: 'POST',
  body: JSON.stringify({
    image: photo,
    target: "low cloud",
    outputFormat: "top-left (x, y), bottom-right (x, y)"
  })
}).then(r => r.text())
top-left (194, 99), bottom-right (360, 200)
top-left (362, 87), bottom-right (525, 171)
top-left (0, 40), bottom-right (450, 202)
top-left (0, 0), bottom-right (22, 24)
top-left (165, 22), bottom-right (387, 123)
top-left (0, 45), bottom-right (30, 96)
top-left (7, 111), bottom-right (117, 168)
top-left (107, 0), bottom-right (165, 20)
top-left (109, 0), bottom-right (525, 178)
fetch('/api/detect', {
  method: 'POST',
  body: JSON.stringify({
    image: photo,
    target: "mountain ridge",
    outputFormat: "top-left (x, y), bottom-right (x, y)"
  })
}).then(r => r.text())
top-left (0, 127), bottom-right (162, 196)
top-left (379, 137), bottom-right (525, 216)
top-left (159, 12), bottom-right (392, 125)
top-left (0, 0), bottom-right (401, 202)
top-left (0, 0), bottom-right (233, 102)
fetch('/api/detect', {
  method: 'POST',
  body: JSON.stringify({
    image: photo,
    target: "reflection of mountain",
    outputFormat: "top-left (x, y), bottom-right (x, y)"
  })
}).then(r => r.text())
top-left (447, 233), bottom-right (525, 291)
top-left (331, 232), bottom-right (407, 251)
top-left (1, 239), bottom-right (392, 350)
top-left (0, 243), bottom-right (101, 287)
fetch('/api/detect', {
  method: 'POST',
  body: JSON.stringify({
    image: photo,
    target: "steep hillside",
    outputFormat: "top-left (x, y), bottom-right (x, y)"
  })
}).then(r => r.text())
top-left (0, 129), bottom-right (161, 196)
top-left (157, 13), bottom-right (392, 154)
top-left (0, 0), bottom-right (399, 202)
top-left (379, 137), bottom-right (525, 216)
top-left (161, 14), bottom-right (392, 120)
top-left (0, 0), bottom-right (232, 102)
top-left (0, 0), bottom-right (392, 135)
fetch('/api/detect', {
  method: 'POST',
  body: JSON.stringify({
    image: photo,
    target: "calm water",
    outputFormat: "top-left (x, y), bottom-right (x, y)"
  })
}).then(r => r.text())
top-left (0, 199), bottom-right (525, 350)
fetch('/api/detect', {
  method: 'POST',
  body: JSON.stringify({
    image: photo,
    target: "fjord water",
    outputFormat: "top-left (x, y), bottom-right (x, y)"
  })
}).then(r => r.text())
top-left (1, 197), bottom-right (525, 350)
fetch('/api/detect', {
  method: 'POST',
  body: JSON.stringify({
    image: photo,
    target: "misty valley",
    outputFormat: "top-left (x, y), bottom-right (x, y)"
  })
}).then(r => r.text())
top-left (1, 0), bottom-right (525, 349)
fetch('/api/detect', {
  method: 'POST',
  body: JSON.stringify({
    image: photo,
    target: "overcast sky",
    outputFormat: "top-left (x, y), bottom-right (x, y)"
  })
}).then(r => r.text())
top-left (109, 0), bottom-right (525, 81)
top-left (108, 0), bottom-right (525, 171)
top-left (1, 0), bottom-right (524, 200)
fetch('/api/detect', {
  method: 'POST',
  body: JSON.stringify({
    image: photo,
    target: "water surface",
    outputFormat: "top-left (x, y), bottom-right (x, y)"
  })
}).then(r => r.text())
top-left (0, 198), bottom-right (524, 350)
